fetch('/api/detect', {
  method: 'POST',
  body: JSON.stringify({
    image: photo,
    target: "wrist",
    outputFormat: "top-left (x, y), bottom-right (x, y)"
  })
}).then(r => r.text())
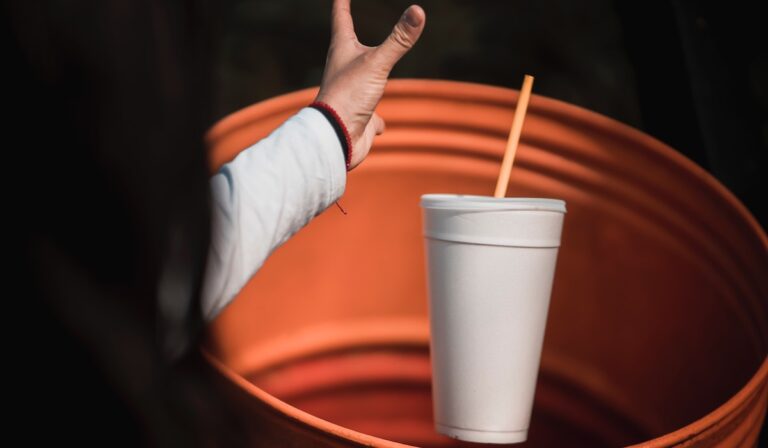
top-left (309, 101), bottom-right (353, 171)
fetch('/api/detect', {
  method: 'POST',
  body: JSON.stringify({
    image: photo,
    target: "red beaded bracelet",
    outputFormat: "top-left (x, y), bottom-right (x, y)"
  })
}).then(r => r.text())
top-left (309, 101), bottom-right (353, 171)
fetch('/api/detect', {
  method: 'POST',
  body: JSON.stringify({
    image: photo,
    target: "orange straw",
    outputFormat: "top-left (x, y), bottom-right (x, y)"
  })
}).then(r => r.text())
top-left (494, 74), bottom-right (535, 198)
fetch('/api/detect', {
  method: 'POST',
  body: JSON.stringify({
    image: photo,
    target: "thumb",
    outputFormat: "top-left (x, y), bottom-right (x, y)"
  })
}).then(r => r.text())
top-left (375, 5), bottom-right (425, 71)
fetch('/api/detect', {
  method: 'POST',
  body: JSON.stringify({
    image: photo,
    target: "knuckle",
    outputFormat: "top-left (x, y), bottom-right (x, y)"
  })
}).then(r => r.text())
top-left (388, 26), bottom-right (413, 50)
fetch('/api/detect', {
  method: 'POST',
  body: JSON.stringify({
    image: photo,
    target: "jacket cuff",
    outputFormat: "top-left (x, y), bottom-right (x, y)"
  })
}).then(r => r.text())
top-left (309, 101), bottom-right (353, 171)
top-left (297, 107), bottom-right (347, 204)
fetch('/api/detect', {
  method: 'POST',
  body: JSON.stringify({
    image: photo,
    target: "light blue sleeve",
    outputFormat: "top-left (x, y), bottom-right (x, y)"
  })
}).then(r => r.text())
top-left (201, 107), bottom-right (347, 320)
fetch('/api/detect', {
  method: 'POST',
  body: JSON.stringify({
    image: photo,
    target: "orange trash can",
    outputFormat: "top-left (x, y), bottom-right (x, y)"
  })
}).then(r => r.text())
top-left (204, 80), bottom-right (768, 447)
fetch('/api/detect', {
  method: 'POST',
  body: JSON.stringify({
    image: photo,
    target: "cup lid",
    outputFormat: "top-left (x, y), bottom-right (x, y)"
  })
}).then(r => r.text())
top-left (420, 194), bottom-right (566, 213)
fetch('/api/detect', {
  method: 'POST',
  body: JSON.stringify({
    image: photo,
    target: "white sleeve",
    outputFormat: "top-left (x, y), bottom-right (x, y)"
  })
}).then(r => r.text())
top-left (201, 107), bottom-right (347, 321)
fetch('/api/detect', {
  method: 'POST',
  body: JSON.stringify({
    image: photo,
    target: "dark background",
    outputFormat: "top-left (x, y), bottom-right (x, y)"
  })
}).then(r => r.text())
top-left (215, 0), bottom-right (767, 227)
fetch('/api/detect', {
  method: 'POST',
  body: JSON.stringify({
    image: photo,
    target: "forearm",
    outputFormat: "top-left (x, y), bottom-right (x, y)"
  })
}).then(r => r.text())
top-left (201, 107), bottom-right (346, 320)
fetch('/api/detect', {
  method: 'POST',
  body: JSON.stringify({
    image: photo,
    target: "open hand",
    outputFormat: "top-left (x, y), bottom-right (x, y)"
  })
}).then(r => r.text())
top-left (315, 0), bottom-right (426, 170)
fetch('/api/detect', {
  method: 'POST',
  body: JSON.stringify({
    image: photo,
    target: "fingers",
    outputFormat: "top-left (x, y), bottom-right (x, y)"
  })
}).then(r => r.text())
top-left (374, 5), bottom-right (426, 71)
top-left (373, 113), bottom-right (386, 135)
top-left (350, 114), bottom-right (385, 170)
top-left (332, 0), bottom-right (356, 42)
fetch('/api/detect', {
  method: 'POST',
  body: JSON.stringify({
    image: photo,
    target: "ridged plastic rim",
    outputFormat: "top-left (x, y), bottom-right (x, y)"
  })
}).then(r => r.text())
top-left (420, 194), bottom-right (566, 212)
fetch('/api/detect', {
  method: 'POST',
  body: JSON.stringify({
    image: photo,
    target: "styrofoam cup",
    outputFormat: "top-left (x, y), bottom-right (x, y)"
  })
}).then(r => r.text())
top-left (420, 194), bottom-right (567, 444)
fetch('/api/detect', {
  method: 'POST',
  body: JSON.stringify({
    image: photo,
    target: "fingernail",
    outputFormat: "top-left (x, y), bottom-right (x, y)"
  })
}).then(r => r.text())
top-left (402, 5), bottom-right (422, 27)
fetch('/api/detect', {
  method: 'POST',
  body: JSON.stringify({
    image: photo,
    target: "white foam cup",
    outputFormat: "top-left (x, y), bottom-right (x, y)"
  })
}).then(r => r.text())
top-left (420, 194), bottom-right (566, 444)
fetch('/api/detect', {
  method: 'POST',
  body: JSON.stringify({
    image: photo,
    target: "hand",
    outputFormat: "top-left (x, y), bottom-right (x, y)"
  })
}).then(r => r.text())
top-left (315, 0), bottom-right (426, 170)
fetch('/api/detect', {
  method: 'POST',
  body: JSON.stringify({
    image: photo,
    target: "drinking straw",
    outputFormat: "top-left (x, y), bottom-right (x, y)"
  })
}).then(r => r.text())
top-left (494, 74), bottom-right (535, 198)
